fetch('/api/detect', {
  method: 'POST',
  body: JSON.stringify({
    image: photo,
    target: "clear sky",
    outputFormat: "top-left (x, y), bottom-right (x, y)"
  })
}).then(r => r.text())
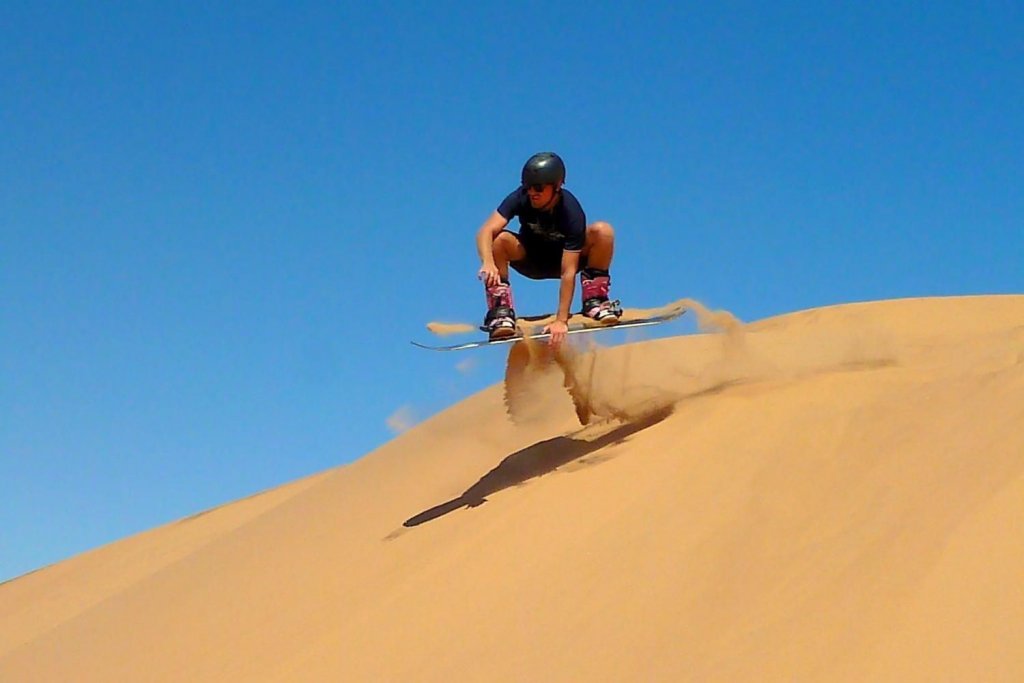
top-left (2, 1), bottom-right (1021, 581)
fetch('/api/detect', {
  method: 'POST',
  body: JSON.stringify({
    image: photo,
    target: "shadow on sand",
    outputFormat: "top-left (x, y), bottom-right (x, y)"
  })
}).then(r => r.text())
top-left (403, 407), bottom-right (673, 528)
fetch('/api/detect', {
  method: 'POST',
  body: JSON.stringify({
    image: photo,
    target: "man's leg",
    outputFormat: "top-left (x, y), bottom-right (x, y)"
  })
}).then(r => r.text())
top-left (491, 230), bottom-right (528, 280)
top-left (579, 221), bottom-right (620, 322)
top-left (483, 231), bottom-right (528, 338)
top-left (581, 221), bottom-right (615, 270)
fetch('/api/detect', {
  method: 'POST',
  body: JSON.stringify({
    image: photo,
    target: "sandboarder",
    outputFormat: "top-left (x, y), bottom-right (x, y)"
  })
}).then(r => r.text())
top-left (476, 152), bottom-right (621, 346)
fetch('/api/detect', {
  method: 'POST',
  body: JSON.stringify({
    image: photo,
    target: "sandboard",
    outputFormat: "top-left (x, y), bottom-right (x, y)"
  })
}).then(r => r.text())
top-left (412, 305), bottom-right (686, 351)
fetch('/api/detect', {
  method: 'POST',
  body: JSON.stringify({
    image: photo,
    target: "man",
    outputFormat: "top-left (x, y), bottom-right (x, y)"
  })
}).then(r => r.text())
top-left (476, 152), bottom-right (620, 346)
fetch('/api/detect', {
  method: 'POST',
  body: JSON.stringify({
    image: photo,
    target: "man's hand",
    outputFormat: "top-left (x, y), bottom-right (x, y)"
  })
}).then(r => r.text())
top-left (477, 263), bottom-right (502, 288)
top-left (544, 319), bottom-right (569, 348)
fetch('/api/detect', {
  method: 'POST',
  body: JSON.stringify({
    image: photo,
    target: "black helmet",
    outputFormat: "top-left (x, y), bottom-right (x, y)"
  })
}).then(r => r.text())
top-left (521, 152), bottom-right (566, 186)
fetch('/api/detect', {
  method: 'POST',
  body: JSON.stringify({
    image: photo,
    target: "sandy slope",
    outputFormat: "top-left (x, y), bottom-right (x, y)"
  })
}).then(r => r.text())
top-left (2, 295), bottom-right (1022, 682)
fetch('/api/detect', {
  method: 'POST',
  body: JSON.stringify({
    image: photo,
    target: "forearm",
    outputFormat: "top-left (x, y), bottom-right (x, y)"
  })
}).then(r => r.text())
top-left (476, 211), bottom-right (509, 266)
top-left (556, 272), bottom-right (575, 321)
top-left (476, 227), bottom-right (495, 265)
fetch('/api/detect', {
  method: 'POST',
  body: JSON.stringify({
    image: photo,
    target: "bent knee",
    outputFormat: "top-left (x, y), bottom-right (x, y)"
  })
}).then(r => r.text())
top-left (492, 230), bottom-right (526, 258)
top-left (493, 230), bottom-right (518, 246)
top-left (587, 221), bottom-right (615, 239)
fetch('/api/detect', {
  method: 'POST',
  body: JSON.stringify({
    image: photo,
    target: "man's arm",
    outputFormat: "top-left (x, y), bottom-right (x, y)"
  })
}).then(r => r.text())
top-left (542, 250), bottom-right (580, 347)
top-left (476, 211), bottom-right (510, 287)
top-left (555, 251), bottom-right (580, 322)
top-left (476, 211), bottom-right (509, 266)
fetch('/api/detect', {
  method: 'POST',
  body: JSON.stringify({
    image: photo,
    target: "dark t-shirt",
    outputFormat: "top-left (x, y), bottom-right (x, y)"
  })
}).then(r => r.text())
top-left (496, 187), bottom-right (587, 252)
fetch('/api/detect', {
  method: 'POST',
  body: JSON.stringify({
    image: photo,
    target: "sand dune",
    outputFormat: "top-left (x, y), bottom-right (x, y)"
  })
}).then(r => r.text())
top-left (2, 295), bottom-right (1022, 681)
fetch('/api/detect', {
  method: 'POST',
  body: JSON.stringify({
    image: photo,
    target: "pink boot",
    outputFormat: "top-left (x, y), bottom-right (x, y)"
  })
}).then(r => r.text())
top-left (483, 281), bottom-right (517, 339)
top-left (580, 273), bottom-right (621, 324)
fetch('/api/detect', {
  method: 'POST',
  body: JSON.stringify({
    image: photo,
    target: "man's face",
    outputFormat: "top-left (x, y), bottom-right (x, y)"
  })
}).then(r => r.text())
top-left (525, 183), bottom-right (557, 209)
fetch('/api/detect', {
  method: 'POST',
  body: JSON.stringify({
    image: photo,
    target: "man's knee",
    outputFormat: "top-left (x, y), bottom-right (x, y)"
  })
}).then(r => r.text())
top-left (492, 231), bottom-right (524, 259)
top-left (587, 221), bottom-right (615, 242)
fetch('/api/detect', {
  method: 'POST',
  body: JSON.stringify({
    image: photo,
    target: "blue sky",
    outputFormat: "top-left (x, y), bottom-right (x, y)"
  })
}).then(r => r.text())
top-left (2, 1), bottom-right (1020, 581)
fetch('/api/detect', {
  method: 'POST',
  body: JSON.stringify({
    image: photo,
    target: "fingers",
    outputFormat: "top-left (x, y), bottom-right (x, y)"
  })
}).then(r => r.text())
top-left (478, 268), bottom-right (501, 288)
top-left (546, 325), bottom-right (566, 348)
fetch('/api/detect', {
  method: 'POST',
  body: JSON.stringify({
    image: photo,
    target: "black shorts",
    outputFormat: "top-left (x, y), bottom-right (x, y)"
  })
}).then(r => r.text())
top-left (503, 230), bottom-right (588, 280)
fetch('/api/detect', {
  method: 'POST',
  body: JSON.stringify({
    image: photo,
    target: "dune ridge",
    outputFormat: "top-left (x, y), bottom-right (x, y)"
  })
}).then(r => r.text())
top-left (2, 295), bottom-right (1022, 682)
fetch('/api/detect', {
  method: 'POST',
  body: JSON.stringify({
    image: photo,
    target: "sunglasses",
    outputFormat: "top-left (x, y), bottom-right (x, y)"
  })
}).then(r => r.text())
top-left (524, 183), bottom-right (550, 193)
